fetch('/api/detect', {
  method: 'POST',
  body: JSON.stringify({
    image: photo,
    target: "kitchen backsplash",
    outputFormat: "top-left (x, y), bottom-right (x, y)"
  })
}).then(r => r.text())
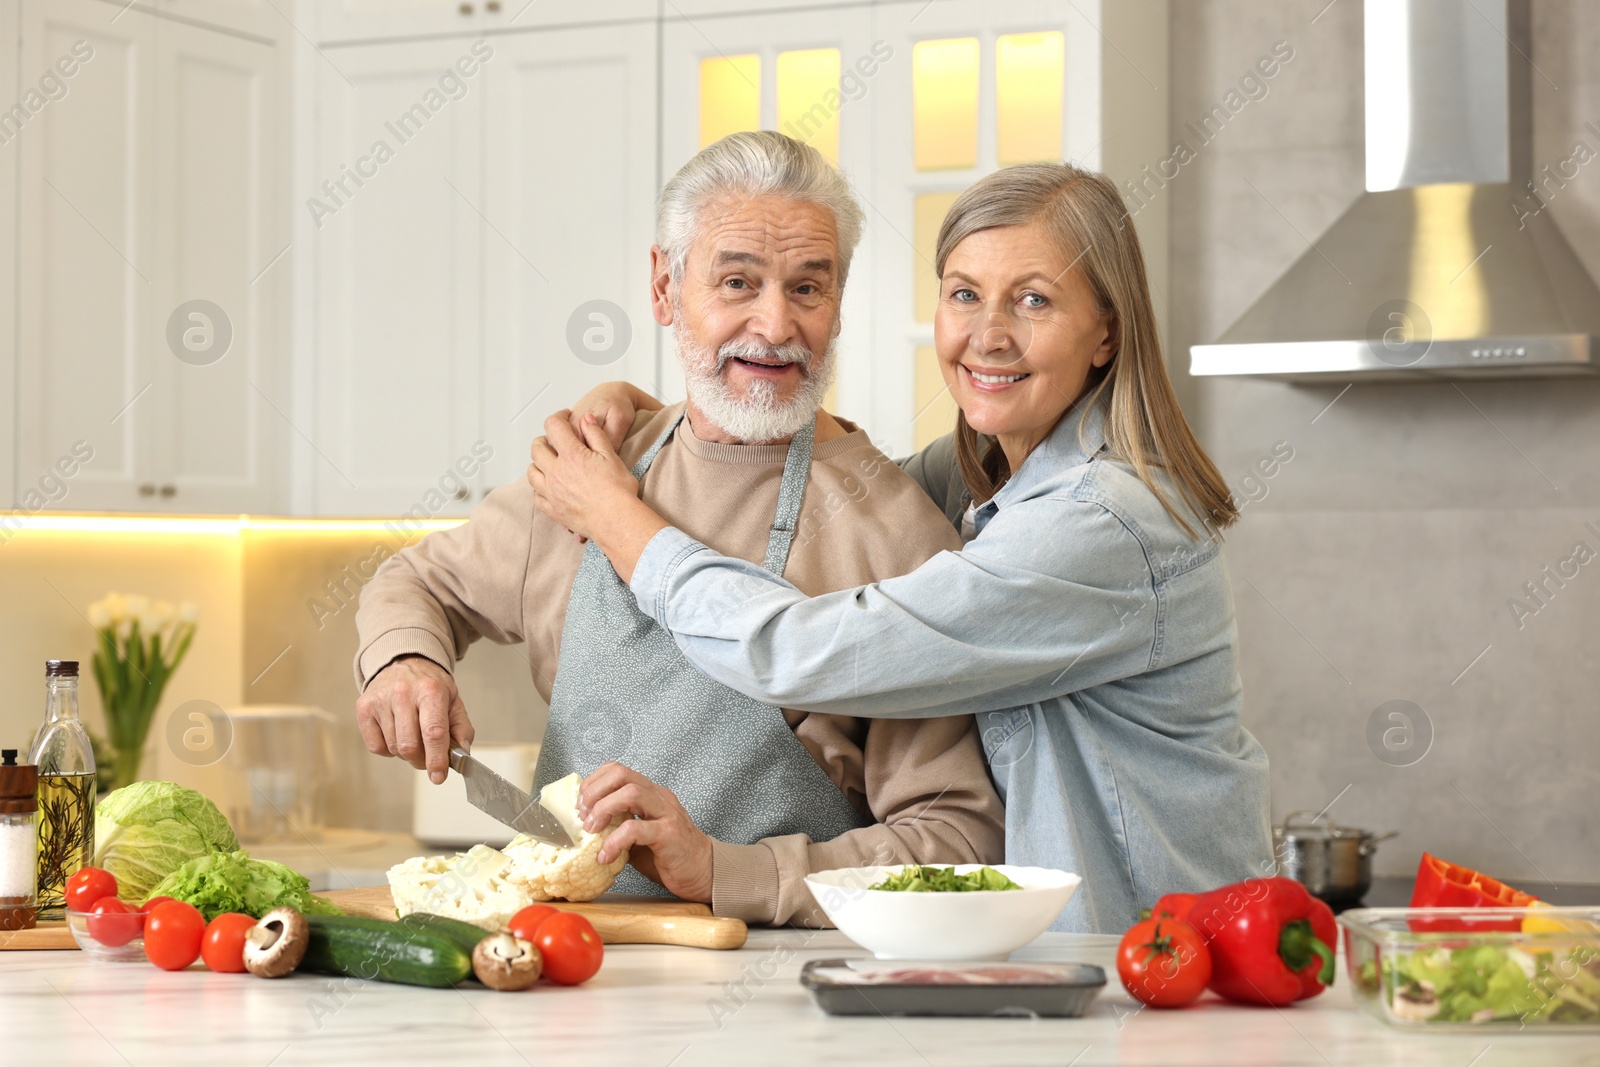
top-left (1173, 0), bottom-right (1600, 884)
top-left (0, 521), bottom-right (544, 834)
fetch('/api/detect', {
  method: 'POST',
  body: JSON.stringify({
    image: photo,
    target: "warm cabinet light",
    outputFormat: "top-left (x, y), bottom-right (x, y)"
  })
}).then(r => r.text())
top-left (0, 514), bottom-right (466, 536)
top-left (996, 32), bottom-right (1064, 165)
top-left (913, 38), bottom-right (979, 171)
top-left (700, 54), bottom-right (762, 148)
top-left (777, 48), bottom-right (842, 164)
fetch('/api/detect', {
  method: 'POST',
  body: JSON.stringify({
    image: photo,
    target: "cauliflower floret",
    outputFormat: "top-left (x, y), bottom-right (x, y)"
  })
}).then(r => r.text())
top-left (501, 772), bottom-right (629, 902)
top-left (388, 843), bottom-right (532, 931)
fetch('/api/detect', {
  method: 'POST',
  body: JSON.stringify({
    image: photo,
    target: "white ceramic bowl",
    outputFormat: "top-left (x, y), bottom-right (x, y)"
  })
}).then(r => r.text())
top-left (803, 864), bottom-right (1081, 960)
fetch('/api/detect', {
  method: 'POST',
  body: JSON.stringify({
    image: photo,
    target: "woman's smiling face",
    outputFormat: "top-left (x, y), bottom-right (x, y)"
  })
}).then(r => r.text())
top-left (935, 222), bottom-right (1117, 466)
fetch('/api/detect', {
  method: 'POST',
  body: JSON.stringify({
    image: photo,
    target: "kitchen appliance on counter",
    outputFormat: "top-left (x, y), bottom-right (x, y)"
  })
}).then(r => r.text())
top-left (412, 742), bottom-right (539, 848)
top-left (1273, 811), bottom-right (1396, 907)
top-left (213, 705), bottom-right (335, 844)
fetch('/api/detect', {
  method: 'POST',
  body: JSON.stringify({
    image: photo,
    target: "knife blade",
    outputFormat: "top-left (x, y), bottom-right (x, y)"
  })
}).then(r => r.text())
top-left (448, 746), bottom-right (574, 848)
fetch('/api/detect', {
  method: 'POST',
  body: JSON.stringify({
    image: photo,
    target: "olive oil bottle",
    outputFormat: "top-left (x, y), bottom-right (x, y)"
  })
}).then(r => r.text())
top-left (28, 661), bottom-right (95, 919)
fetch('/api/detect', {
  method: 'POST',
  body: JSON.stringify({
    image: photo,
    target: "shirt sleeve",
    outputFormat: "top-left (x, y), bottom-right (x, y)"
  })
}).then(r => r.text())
top-left (353, 481), bottom-right (537, 690)
top-left (631, 493), bottom-right (1159, 718)
top-left (708, 715), bottom-right (1006, 927)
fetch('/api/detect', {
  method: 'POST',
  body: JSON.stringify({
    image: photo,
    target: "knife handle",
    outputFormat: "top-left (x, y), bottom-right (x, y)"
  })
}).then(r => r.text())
top-left (447, 746), bottom-right (470, 775)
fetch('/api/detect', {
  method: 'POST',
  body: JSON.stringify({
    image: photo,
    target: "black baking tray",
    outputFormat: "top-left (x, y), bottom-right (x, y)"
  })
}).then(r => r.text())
top-left (800, 959), bottom-right (1106, 1018)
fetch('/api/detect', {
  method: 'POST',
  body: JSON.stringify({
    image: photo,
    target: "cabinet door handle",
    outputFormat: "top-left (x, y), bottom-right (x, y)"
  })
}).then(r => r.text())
top-left (159, 484), bottom-right (177, 498)
top-left (486, 0), bottom-right (501, 10)
top-left (459, 2), bottom-right (473, 13)
top-left (453, 487), bottom-right (469, 501)
top-left (138, 483), bottom-right (157, 496)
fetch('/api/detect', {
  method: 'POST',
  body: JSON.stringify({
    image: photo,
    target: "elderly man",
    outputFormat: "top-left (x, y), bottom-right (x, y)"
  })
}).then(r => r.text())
top-left (354, 131), bottom-right (1002, 926)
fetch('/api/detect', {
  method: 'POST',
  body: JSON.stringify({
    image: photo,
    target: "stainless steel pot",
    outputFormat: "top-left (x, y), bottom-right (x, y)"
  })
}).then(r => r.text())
top-left (1272, 811), bottom-right (1397, 905)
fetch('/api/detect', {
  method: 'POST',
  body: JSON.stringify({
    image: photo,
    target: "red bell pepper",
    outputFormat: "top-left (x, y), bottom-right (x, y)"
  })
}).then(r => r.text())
top-left (1154, 877), bottom-right (1336, 1006)
top-left (1408, 852), bottom-right (1538, 932)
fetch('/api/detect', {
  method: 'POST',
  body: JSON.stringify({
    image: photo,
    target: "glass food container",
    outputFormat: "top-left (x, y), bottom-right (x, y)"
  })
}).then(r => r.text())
top-left (1338, 906), bottom-right (1600, 1030)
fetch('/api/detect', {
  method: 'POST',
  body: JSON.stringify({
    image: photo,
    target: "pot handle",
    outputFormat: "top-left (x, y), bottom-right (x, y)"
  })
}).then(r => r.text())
top-left (1358, 831), bottom-right (1399, 857)
top-left (1281, 810), bottom-right (1337, 831)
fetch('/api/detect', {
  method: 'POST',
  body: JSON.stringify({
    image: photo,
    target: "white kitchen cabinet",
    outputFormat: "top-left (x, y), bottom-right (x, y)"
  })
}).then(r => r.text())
top-left (310, 36), bottom-right (485, 516)
top-left (141, 0), bottom-right (277, 39)
top-left (311, 23), bottom-right (659, 513)
top-left (15, 0), bottom-right (286, 512)
top-left (313, 0), bottom-right (655, 46)
top-left (0, 1), bottom-right (19, 512)
top-left (478, 21), bottom-right (659, 491)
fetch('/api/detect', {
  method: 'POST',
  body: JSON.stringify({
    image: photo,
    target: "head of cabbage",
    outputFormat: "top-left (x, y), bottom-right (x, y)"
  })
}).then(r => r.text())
top-left (93, 781), bottom-right (239, 903)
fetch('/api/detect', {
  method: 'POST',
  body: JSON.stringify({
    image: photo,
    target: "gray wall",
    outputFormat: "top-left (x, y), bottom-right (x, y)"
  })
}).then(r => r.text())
top-left (1170, 0), bottom-right (1600, 885)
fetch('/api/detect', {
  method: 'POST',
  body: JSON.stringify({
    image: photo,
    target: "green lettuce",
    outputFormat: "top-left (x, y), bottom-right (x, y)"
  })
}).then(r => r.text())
top-left (93, 781), bottom-right (239, 903)
top-left (869, 865), bottom-right (1023, 892)
top-left (147, 850), bottom-right (343, 920)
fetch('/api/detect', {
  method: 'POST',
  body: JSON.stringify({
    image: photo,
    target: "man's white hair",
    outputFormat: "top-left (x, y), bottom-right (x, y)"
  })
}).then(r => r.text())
top-left (656, 130), bottom-right (865, 286)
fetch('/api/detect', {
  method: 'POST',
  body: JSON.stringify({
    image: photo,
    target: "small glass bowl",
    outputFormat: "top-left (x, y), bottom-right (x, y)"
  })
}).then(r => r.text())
top-left (65, 908), bottom-right (148, 963)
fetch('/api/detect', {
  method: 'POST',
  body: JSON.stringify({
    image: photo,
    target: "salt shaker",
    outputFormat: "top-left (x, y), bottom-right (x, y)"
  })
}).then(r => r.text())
top-left (0, 748), bottom-right (39, 931)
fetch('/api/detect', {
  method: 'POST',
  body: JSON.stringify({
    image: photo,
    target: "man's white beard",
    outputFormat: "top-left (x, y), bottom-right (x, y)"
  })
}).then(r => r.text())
top-left (675, 323), bottom-right (837, 444)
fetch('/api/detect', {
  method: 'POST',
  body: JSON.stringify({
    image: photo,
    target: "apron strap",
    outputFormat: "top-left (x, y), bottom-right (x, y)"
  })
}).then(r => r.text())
top-left (762, 417), bottom-right (815, 574)
top-left (628, 406), bottom-right (815, 577)
top-left (628, 409), bottom-right (688, 481)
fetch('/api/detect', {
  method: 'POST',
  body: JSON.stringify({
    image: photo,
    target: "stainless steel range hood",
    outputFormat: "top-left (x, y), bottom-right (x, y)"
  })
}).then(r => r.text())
top-left (1190, 0), bottom-right (1600, 382)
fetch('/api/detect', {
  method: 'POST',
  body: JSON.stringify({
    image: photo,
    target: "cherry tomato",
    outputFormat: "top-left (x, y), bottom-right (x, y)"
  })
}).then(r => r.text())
top-left (1116, 912), bottom-right (1212, 1008)
top-left (65, 867), bottom-right (119, 913)
top-left (86, 897), bottom-right (144, 947)
top-left (141, 895), bottom-right (178, 914)
top-left (144, 900), bottom-right (206, 971)
top-left (508, 904), bottom-right (560, 944)
top-left (533, 912), bottom-right (603, 986)
top-left (200, 913), bottom-right (257, 973)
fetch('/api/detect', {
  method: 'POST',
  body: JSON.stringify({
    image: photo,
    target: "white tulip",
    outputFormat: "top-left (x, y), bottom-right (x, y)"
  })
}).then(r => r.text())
top-left (178, 601), bottom-right (200, 624)
top-left (124, 595), bottom-right (150, 625)
top-left (147, 600), bottom-right (176, 630)
top-left (102, 592), bottom-right (128, 622)
top-left (86, 602), bottom-right (111, 630)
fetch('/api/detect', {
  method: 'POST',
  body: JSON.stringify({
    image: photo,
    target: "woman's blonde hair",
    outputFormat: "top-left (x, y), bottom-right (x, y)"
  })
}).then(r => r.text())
top-left (935, 162), bottom-right (1237, 536)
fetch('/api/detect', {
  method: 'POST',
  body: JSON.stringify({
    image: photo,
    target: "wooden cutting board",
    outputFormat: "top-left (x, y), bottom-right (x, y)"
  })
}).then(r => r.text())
top-left (324, 886), bottom-right (748, 950)
top-left (0, 888), bottom-right (747, 952)
top-left (0, 921), bottom-right (75, 951)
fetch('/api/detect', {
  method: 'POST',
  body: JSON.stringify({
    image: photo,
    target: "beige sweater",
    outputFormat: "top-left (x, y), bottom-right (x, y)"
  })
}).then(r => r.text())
top-left (354, 404), bottom-right (1004, 926)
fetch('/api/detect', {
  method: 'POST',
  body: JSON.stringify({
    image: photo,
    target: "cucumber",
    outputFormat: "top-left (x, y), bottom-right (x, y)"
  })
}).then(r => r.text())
top-left (399, 912), bottom-right (495, 954)
top-left (299, 915), bottom-right (473, 988)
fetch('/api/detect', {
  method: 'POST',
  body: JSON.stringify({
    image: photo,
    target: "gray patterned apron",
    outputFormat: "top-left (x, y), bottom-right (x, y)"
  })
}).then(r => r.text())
top-left (534, 410), bottom-right (871, 897)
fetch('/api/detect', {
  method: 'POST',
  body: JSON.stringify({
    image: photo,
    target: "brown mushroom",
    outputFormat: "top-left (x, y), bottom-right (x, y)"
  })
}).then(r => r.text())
top-left (244, 908), bottom-right (309, 978)
top-left (471, 932), bottom-right (542, 991)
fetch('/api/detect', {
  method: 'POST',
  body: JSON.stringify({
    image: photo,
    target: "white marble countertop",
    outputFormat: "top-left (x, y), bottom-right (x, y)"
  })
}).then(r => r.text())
top-left (3, 926), bottom-right (1596, 1066)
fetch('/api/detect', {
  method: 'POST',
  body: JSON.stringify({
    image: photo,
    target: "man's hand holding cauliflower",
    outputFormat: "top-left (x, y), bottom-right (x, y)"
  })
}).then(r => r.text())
top-left (389, 771), bottom-right (639, 926)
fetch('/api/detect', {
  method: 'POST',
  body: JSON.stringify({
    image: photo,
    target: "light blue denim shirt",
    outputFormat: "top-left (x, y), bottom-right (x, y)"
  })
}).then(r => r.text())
top-left (629, 401), bottom-right (1273, 933)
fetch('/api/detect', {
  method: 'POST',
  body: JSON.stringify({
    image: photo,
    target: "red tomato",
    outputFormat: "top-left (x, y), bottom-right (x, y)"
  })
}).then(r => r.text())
top-left (141, 895), bottom-right (178, 914)
top-left (200, 913), bottom-right (257, 973)
top-left (144, 900), bottom-right (206, 971)
top-left (65, 867), bottom-right (119, 912)
top-left (1116, 913), bottom-right (1212, 1008)
top-left (534, 912), bottom-right (603, 986)
top-left (508, 904), bottom-right (560, 944)
top-left (86, 897), bottom-right (144, 947)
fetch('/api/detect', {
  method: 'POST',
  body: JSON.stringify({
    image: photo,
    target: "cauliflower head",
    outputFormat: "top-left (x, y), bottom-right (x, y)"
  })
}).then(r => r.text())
top-left (501, 772), bottom-right (629, 902)
top-left (388, 843), bottom-right (531, 931)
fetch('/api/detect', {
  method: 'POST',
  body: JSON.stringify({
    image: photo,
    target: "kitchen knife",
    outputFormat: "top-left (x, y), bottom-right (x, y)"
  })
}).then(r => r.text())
top-left (448, 745), bottom-right (574, 848)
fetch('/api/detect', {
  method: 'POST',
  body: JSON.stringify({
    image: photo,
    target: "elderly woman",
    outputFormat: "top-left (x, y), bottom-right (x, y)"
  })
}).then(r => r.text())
top-left (531, 163), bottom-right (1272, 933)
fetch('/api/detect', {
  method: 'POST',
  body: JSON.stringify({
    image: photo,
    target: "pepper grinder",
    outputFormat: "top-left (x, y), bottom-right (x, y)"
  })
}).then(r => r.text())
top-left (0, 748), bottom-right (39, 931)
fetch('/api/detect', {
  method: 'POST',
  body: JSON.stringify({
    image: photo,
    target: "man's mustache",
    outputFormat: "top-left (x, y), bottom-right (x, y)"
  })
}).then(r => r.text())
top-left (714, 339), bottom-right (814, 374)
